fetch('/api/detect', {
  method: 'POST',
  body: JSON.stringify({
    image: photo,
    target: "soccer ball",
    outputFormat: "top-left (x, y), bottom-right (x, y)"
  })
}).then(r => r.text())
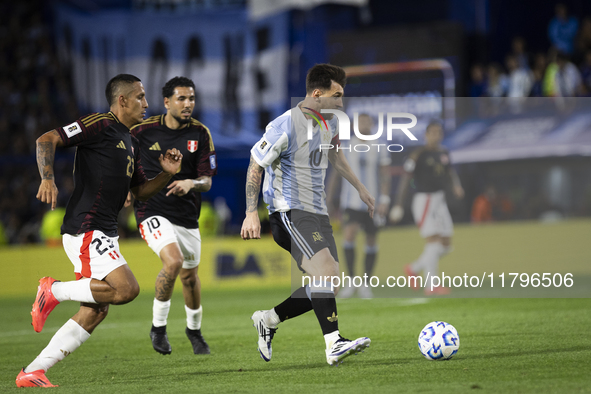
top-left (418, 321), bottom-right (460, 360)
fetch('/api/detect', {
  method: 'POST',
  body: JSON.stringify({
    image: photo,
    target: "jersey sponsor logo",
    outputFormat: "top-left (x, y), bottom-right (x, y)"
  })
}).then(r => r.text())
top-left (210, 155), bottom-right (217, 169)
top-left (116, 140), bottom-right (126, 149)
top-left (149, 142), bottom-right (161, 151)
top-left (63, 121), bottom-right (82, 138)
top-left (312, 231), bottom-right (324, 243)
top-left (256, 136), bottom-right (271, 155)
top-left (187, 140), bottom-right (198, 153)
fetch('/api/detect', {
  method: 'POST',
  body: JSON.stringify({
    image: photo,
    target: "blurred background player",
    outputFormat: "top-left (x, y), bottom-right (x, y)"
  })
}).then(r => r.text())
top-left (17, 74), bottom-right (182, 387)
top-left (389, 120), bottom-right (464, 295)
top-left (131, 77), bottom-right (217, 355)
top-left (240, 64), bottom-right (374, 366)
top-left (327, 113), bottom-right (392, 299)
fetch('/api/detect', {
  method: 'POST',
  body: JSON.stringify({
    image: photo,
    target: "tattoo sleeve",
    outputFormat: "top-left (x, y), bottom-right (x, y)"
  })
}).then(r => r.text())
top-left (245, 156), bottom-right (264, 213)
top-left (36, 130), bottom-right (60, 180)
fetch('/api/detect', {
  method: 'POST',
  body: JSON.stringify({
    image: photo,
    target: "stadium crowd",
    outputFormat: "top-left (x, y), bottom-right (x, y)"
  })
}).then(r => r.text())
top-left (469, 5), bottom-right (591, 98)
top-left (0, 1), bottom-right (79, 245)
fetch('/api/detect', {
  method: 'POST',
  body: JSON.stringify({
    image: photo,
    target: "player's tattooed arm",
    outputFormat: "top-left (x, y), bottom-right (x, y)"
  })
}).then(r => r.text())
top-left (35, 129), bottom-right (64, 210)
top-left (36, 130), bottom-right (63, 180)
top-left (241, 156), bottom-right (264, 240)
top-left (165, 176), bottom-right (211, 197)
top-left (245, 156), bottom-right (264, 213)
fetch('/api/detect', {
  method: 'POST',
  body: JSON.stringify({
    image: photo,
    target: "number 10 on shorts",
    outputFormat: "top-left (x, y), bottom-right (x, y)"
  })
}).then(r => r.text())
top-left (140, 217), bottom-right (163, 240)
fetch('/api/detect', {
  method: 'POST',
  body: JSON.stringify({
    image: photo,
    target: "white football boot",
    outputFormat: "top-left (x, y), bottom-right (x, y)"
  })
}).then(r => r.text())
top-left (326, 336), bottom-right (371, 366)
top-left (357, 284), bottom-right (374, 299)
top-left (338, 284), bottom-right (356, 299)
top-left (251, 310), bottom-right (277, 362)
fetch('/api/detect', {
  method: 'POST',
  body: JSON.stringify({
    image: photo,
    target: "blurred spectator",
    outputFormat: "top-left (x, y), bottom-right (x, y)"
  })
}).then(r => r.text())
top-left (548, 3), bottom-right (579, 55)
top-left (471, 186), bottom-right (514, 223)
top-left (471, 186), bottom-right (496, 223)
top-left (214, 196), bottom-right (232, 235)
top-left (530, 53), bottom-right (547, 97)
top-left (511, 36), bottom-right (530, 70)
top-left (580, 50), bottom-right (591, 95)
top-left (543, 47), bottom-right (559, 96)
top-left (486, 63), bottom-right (508, 97)
top-left (575, 16), bottom-right (591, 62)
top-left (506, 54), bottom-right (533, 97)
top-left (555, 51), bottom-right (583, 96)
top-left (469, 64), bottom-right (486, 97)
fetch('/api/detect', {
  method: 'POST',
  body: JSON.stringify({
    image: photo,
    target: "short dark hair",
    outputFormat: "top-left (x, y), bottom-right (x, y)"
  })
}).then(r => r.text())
top-left (426, 119), bottom-right (443, 132)
top-left (105, 74), bottom-right (141, 106)
top-left (162, 77), bottom-right (196, 98)
top-left (305, 64), bottom-right (346, 94)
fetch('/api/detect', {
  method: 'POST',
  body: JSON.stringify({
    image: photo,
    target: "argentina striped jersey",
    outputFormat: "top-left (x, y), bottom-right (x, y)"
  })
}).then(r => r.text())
top-left (251, 105), bottom-right (339, 215)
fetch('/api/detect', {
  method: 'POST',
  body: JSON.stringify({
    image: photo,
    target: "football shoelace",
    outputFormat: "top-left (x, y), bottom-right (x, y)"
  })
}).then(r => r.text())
top-left (258, 322), bottom-right (277, 341)
top-left (331, 337), bottom-right (352, 352)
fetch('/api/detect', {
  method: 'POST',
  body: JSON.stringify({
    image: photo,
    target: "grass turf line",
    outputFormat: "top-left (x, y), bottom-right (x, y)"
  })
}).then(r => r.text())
top-left (1, 288), bottom-right (590, 393)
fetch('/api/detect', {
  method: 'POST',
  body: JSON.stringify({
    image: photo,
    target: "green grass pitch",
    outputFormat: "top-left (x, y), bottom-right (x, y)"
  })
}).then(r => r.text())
top-left (1, 219), bottom-right (591, 392)
top-left (1, 289), bottom-right (590, 393)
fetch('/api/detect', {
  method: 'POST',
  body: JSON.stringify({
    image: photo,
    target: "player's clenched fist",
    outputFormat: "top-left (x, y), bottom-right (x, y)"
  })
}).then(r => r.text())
top-left (241, 212), bottom-right (261, 240)
top-left (36, 180), bottom-right (59, 211)
top-left (159, 148), bottom-right (182, 175)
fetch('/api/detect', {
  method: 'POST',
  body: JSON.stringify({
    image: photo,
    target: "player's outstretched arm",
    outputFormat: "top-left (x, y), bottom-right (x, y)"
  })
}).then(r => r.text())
top-left (449, 168), bottom-right (464, 199)
top-left (36, 130), bottom-right (64, 211)
top-left (377, 164), bottom-right (392, 217)
top-left (328, 149), bottom-right (375, 218)
top-left (166, 176), bottom-right (212, 197)
top-left (132, 148), bottom-right (182, 201)
top-left (241, 155), bottom-right (264, 240)
top-left (389, 173), bottom-right (411, 223)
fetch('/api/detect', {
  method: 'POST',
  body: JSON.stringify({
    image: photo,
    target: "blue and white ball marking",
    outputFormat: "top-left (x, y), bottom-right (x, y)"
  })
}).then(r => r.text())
top-left (418, 321), bottom-right (460, 360)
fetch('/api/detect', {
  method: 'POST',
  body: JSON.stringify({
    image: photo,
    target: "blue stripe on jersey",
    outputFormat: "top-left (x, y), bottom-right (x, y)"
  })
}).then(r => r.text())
top-left (281, 135), bottom-right (297, 209)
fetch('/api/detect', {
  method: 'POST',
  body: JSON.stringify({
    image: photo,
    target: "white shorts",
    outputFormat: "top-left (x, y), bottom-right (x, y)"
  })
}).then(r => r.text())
top-left (411, 191), bottom-right (454, 238)
top-left (139, 216), bottom-right (201, 269)
top-left (63, 230), bottom-right (128, 280)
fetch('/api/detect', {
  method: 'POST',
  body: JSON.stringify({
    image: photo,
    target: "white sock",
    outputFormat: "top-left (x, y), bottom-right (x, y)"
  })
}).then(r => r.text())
top-left (185, 305), bottom-right (203, 330)
top-left (25, 319), bottom-right (90, 373)
top-left (51, 279), bottom-right (96, 303)
top-left (264, 308), bottom-right (281, 328)
top-left (324, 330), bottom-right (340, 349)
top-left (423, 243), bottom-right (443, 288)
top-left (411, 242), bottom-right (441, 274)
top-left (153, 299), bottom-right (171, 327)
top-left (439, 244), bottom-right (453, 257)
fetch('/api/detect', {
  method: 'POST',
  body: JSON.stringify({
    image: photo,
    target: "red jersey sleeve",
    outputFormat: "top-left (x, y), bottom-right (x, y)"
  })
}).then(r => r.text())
top-left (56, 113), bottom-right (112, 147)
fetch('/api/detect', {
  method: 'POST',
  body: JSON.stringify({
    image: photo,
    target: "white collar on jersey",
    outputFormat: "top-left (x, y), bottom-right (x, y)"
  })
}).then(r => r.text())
top-left (292, 102), bottom-right (308, 128)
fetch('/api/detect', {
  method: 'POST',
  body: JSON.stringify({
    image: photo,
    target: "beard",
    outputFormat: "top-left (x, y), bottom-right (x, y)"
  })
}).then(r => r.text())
top-left (174, 113), bottom-right (191, 125)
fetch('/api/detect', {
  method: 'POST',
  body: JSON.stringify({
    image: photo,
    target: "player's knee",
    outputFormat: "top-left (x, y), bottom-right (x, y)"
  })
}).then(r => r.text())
top-left (114, 282), bottom-right (140, 304)
top-left (180, 271), bottom-right (197, 288)
top-left (163, 256), bottom-right (183, 277)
